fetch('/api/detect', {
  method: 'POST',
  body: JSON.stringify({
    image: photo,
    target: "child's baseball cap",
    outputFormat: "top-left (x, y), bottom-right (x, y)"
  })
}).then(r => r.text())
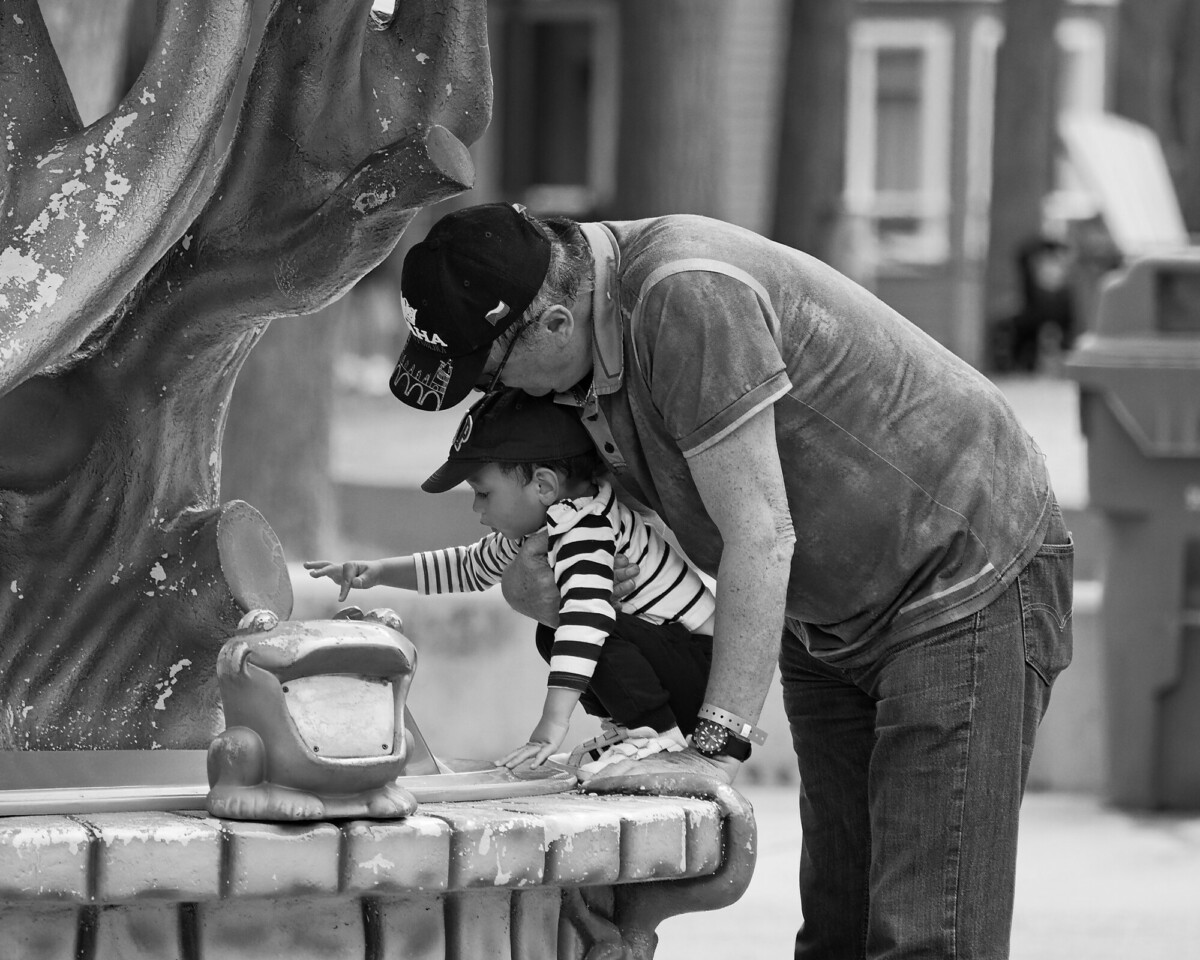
top-left (421, 390), bottom-right (595, 493)
top-left (390, 203), bottom-right (552, 412)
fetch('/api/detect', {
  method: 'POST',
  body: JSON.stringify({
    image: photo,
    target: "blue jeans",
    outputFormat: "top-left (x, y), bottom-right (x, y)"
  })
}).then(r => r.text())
top-left (781, 505), bottom-right (1074, 959)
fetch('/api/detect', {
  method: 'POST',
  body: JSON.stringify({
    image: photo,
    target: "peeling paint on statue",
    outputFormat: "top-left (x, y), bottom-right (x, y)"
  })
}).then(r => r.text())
top-left (0, 0), bottom-right (489, 751)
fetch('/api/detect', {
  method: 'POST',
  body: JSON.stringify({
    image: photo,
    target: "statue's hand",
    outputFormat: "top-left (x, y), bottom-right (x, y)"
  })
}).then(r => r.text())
top-left (501, 531), bottom-right (562, 627)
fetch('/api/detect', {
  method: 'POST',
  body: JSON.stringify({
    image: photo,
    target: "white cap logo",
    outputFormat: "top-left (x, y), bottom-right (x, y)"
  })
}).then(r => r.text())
top-left (401, 295), bottom-right (418, 328)
top-left (452, 411), bottom-right (474, 451)
top-left (485, 300), bottom-right (510, 325)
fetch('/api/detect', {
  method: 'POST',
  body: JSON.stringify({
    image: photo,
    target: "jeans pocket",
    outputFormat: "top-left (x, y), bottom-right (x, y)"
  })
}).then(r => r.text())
top-left (1018, 508), bottom-right (1075, 686)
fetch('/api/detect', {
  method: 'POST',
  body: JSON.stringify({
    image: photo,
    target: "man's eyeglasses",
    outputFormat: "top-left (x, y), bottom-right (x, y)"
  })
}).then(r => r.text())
top-left (477, 319), bottom-right (530, 397)
top-left (456, 320), bottom-right (531, 447)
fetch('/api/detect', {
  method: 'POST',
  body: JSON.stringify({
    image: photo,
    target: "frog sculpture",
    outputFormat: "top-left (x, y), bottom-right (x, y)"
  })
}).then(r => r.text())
top-left (206, 607), bottom-right (418, 821)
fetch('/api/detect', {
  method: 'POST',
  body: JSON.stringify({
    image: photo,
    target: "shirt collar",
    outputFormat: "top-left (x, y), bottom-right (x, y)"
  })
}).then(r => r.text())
top-left (545, 479), bottom-right (611, 531)
top-left (579, 222), bottom-right (622, 395)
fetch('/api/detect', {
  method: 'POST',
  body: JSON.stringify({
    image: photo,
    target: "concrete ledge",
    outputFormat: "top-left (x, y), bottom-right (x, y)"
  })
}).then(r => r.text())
top-left (1, 795), bottom-right (724, 904)
top-left (0, 790), bottom-right (751, 959)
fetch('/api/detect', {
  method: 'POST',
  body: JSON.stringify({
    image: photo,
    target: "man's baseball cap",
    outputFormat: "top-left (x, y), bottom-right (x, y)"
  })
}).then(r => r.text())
top-left (390, 203), bottom-right (552, 412)
top-left (422, 389), bottom-right (594, 493)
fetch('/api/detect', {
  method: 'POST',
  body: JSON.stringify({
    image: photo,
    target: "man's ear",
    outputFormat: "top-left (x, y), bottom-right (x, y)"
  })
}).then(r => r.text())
top-left (530, 466), bottom-right (562, 504)
top-left (537, 304), bottom-right (574, 338)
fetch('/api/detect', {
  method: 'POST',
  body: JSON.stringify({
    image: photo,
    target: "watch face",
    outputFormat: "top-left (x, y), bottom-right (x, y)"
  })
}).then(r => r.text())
top-left (692, 719), bottom-right (728, 755)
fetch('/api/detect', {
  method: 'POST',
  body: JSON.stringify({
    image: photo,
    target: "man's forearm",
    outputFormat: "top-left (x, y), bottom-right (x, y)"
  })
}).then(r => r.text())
top-left (705, 535), bottom-right (791, 727)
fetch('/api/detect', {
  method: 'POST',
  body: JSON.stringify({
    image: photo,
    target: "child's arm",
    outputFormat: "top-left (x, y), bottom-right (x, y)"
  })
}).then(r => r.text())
top-left (499, 511), bottom-right (618, 769)
top-left (544, 513), bottom-right (618, 692)
top-left (304, 534), bottom-right (521, 601)
top-left (498, 687), bottom-right (582, 769)
top-left (303, 557), bottom-right (417, 601)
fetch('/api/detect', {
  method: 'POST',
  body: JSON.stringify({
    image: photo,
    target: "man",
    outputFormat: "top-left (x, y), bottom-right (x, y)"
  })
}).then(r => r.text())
top-left (390, 202), bottom-right (1074, 959)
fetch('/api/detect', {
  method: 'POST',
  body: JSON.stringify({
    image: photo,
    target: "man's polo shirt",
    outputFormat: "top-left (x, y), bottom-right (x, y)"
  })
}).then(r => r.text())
top-left (570, 215), bottom-right (1053, 657)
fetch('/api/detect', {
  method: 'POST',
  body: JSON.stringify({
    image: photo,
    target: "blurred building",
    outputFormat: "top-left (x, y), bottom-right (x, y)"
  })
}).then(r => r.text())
top-left (343, 0), bottom-right (1120, 384)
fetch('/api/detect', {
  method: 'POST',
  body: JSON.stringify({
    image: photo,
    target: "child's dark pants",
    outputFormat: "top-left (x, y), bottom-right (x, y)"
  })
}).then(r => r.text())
top-left (534, 613), bottom-right (713, 735)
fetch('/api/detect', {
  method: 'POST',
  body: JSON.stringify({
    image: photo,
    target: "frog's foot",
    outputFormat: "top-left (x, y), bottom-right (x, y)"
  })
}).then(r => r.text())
top-left (207, 782), bottom-right (327, 821)
top-left (318, 780), bottom-right (418, 820)
top-left (363, 781), bottom-right (418, 818)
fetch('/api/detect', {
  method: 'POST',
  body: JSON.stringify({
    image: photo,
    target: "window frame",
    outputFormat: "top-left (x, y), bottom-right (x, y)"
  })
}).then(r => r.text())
top-left (499, 0), bottom-right (618, 216)
top-left (845, 17), bottom-right (954, 268)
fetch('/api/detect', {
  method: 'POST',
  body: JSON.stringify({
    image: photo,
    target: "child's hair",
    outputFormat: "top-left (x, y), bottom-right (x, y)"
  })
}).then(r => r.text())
top-left (495, 448), bottom-right (605, 487)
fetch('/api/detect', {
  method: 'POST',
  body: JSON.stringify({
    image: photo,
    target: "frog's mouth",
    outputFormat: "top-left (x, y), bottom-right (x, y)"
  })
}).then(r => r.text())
top-left (264, 639), bottom-right (413, 684)
top-left (281, 673), bottom-right (398, 759)
top-left (228, 634), bottom-right (415, 762)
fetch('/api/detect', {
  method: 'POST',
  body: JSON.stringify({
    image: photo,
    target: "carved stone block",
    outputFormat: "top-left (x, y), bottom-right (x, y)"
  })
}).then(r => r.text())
top-left (0, 815), bottom-right (91, 901)
top-left (341, 816), bottom-right (452, 895)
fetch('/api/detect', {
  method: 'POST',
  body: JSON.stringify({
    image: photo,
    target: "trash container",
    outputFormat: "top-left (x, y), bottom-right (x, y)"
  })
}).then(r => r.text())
top-left (1064, 250), bottom-right (1200, 809)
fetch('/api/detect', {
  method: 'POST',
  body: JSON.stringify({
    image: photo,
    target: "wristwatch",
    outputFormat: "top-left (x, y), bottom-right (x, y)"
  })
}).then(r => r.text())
top-left (690, 719), bottom-right (752, 761)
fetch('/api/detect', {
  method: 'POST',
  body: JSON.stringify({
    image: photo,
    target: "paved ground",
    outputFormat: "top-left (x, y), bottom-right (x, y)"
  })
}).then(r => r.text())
top-left (654, 783), bottom-right (1200, 960)
top-left (330, 373), bottom-right (1200, 959)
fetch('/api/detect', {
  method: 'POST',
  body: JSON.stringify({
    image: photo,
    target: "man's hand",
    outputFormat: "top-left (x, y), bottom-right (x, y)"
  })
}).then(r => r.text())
top-left (612, 552), bottom-right (640, 601)
top-left (580, 747), bottom-right (741, 785)
top-left (500, 531), bottom-right (561, 625)
top-left (500, 531), bottom-right (641, 623)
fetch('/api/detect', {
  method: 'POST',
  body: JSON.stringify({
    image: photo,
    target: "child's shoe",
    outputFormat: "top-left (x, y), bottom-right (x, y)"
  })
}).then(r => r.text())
top-left (563, 719), bottom-right (633, 768)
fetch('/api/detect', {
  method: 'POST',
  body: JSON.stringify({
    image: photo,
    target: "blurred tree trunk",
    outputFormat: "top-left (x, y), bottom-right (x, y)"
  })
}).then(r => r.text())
top-left (609, 0), bottom-right (730, 219)
top-left (1177, 0), bottom-right (1200, 228)
top-left (984, 0), bottom-right (1066, 324)
top-left (221, 304), bottom-right (344, 563)
top-left (771, 0), bottom-right (853, 269)
top-left (1114, 0), bottom-right (1200, 231)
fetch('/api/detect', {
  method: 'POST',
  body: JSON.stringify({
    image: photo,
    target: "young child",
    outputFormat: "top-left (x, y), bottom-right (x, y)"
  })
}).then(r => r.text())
top-left (305, 389), bottom-right (717, 773)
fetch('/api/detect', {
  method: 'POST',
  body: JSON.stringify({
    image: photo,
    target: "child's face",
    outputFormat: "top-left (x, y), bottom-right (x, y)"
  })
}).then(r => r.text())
top-left (465, 462), bottom-right (547, 540)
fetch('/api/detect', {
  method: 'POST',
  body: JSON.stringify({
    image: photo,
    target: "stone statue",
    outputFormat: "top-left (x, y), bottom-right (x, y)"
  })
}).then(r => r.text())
top-left (0, 0), bottom-right (490, 750)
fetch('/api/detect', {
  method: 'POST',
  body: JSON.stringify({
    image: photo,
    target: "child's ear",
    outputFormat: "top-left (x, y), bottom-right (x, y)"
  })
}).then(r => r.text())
top-left (531, 466), bottom-right (561, 504)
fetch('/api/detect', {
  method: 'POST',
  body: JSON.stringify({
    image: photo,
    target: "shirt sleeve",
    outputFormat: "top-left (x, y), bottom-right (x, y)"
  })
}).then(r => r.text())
top-left (547, 512), bottom-right (617, 692)
top-left (634, 268), bottom-right (791, 456)
top-left (412, 533), bottom-right (521, 594)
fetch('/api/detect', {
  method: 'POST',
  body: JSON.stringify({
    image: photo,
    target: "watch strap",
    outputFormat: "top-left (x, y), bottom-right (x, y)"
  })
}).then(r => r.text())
top-left (698, 703), bottom-right (767, 746)
top-left (720, 734), bottom-right (752, 762)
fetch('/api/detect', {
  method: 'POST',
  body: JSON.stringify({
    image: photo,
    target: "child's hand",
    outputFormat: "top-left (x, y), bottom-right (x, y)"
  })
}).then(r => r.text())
top-left (303, 559), bottom-right (381, 602)
top-left (498, 715), bottom-right (571, 770)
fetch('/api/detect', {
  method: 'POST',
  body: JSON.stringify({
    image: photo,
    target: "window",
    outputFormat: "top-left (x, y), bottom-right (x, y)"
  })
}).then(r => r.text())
top-left (846, 19), bottom-right (953, 267)
top-left (499, 1), bottom-right (617, 216)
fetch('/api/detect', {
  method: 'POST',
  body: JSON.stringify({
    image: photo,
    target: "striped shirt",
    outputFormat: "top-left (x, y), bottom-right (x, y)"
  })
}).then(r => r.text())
top-left (411, 480), bottom-right (715, 692)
